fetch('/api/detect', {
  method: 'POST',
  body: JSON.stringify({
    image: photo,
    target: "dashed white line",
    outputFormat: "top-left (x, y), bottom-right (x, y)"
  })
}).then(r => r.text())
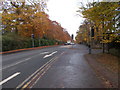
top-left (39, 52), bottom-right (49, 55)
top-left (25, 58), bottom-right (31, 60)
top-left (1, 51), bottom-right (50, 70)
top-left (1, 58), bottom-right (31, 70)
top-left (43, 51), bottom-right (57, 58)
top-left (0, 72), bottom-right (20, 85)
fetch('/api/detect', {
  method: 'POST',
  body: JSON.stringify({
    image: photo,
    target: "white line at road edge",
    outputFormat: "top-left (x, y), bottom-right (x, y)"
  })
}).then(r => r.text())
top-left (0, 72), bottom-right (20, 85)
top-left (43, 51), bottom-right (57, 58)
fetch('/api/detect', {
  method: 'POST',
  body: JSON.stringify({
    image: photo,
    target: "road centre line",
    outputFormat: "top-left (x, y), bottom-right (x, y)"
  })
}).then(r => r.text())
top-left (43, 51), bottom-right (58, 58)
top-left (20, 52), bottom-right (64, 88)
top-left (41, 52), bottom-right (49, 54)
top-left (1, 52), bottom-right (50, 70)
top-left (25, 57), bottom-right (58, 88)
top-left (1, 58), bottom-right (31, 70)
top-left (25, 58), bottom-right (31, 60)
top-left (16, 56), bottom-right (58, 89)
top-left (0, 72), bottom-right (20, 85)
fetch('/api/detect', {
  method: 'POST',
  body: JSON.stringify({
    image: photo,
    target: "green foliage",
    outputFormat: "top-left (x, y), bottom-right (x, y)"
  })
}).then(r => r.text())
top-left (76, 2), bottom-right (120, 44)
top-left (2, 34), bottom-right (62, 51)
top-left (2, 33), bottom-right (31, 51)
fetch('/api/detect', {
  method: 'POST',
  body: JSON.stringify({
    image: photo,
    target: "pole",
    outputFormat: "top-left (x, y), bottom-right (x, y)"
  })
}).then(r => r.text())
top-left (102, 34), bottom-right (105, 53)
top-left (39, 34), bottom-right (41, 46)
top-left (89, 43), bottom-right (91, 54)
top-left (107, 33), bottom-right (110, 53)
top-left (102, 15), bottom-right (105, 53)
top-left (32, 38), bottom-right (34, 48)
top-left (31, 34), bottom-right (34, 48)
top-left (89, 27), bottom-right (92, 54)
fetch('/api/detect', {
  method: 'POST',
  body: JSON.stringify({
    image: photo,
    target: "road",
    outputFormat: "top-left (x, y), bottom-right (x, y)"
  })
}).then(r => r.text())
top-left (1, 44), bottom-right (105, 88)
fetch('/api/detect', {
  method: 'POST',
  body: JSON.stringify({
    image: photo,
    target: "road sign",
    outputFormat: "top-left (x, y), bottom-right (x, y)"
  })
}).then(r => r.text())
top-left (31, 34), bottom-right (34, 38)
top-left (31, 34), bottom-right (34, 48)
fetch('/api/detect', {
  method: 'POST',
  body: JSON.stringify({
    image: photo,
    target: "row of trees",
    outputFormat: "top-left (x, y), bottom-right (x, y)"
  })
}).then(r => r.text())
top-left (76, 2), bottom-right (120, 47)
top-left (1, 0), bottom-right (71, 51)
top-left (2, 0), bottom-right (71, 42)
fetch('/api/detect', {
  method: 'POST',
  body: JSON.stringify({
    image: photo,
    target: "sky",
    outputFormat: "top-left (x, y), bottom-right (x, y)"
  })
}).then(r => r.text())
top-left (47, 0), bottom-right (85, 37)
top-left (47, 0), bottom-right (103, 38)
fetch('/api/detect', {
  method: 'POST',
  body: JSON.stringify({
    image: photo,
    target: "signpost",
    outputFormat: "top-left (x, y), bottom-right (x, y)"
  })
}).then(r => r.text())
top-left (38, 34), bottom-right (41, 46)
top-left (31, 34), bottom-right (34, 48)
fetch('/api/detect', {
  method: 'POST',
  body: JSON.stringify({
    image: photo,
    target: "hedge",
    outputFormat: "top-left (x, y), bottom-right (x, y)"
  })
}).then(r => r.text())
top-left (2, 34), bottom-right (63, 52)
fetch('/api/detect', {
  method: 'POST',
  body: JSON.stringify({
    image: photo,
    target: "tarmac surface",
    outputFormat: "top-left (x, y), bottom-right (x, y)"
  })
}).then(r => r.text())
top-left (1, 44), bottom-right (108, 88)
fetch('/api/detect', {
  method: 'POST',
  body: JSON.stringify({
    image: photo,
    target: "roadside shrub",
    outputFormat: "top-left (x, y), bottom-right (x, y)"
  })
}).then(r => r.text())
top-left (2, 34), bottom-right (63, 52)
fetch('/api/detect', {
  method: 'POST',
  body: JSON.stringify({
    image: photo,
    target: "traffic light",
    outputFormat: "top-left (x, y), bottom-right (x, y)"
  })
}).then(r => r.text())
top-left (91, 27), bottom-right (94, 37)
top-left (71, 34), bottom-right (74, 40)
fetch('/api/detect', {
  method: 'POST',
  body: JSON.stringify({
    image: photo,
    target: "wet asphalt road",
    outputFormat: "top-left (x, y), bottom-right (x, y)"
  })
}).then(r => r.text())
top-left (1, 44), bottom-right (105, 88)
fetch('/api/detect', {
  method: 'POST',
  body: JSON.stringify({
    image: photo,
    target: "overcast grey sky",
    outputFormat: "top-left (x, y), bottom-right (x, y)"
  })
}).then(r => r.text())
top-left (47, 0), bottom-right (102, 37)
top-left (47, 0), bottom-right (84, 37)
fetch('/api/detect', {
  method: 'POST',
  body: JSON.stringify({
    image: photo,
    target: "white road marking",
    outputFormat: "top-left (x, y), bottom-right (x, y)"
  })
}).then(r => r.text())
top-left (39, 52), bottom-right (49, 55)
top-left (1, 58), bottom-right (31, 70)
top-left (25, 58), bottom-right (31, 60)
top-left (0, 72), bottom-right (20, 85)
top-left (43, 51), bottom-right (57, 58)
top-left (60, 45), bottom-right (72, 48)
top-left (16, 52), bottom-right (64, 88)
top-left (1, 51), bottom-right (50, 70)
top-left (16, 56), bottom-right (57, 88)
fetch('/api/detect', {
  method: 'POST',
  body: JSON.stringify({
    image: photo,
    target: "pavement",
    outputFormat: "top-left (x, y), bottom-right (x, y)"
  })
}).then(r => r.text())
top-left (85, 48), bottom-right (119, 88)
top-left (1, 44), bottom-right (118, 89)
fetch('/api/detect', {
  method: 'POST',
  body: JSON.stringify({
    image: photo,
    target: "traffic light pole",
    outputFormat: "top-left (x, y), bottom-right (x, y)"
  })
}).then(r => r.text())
top-left (89, 26), bottom-right (94, 54)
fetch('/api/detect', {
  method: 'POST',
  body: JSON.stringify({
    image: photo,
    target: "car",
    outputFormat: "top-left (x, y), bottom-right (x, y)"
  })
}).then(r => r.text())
top-left (64, 43), bottom-right (71, 45)
top-left (70, 43), bottom-right (75, 45)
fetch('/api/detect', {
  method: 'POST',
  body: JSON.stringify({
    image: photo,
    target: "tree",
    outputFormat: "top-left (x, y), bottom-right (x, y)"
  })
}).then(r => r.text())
top-left (76, 2), bottom-right (119, 44)
top-left (2, 0), bottom-right (71, 43)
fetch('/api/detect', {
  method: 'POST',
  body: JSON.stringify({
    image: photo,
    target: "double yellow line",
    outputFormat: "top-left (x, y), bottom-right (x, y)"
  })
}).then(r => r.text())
top-left (16, 52), bottom-right (64, 89)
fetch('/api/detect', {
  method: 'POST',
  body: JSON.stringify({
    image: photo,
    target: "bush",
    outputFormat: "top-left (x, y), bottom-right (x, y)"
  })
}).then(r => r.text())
top-left (2, 34), bottom-right (31, 51)
top-left (2, 34), bottom-right (63, 51)
top-left (109, 48), bottom-right (120, 57)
